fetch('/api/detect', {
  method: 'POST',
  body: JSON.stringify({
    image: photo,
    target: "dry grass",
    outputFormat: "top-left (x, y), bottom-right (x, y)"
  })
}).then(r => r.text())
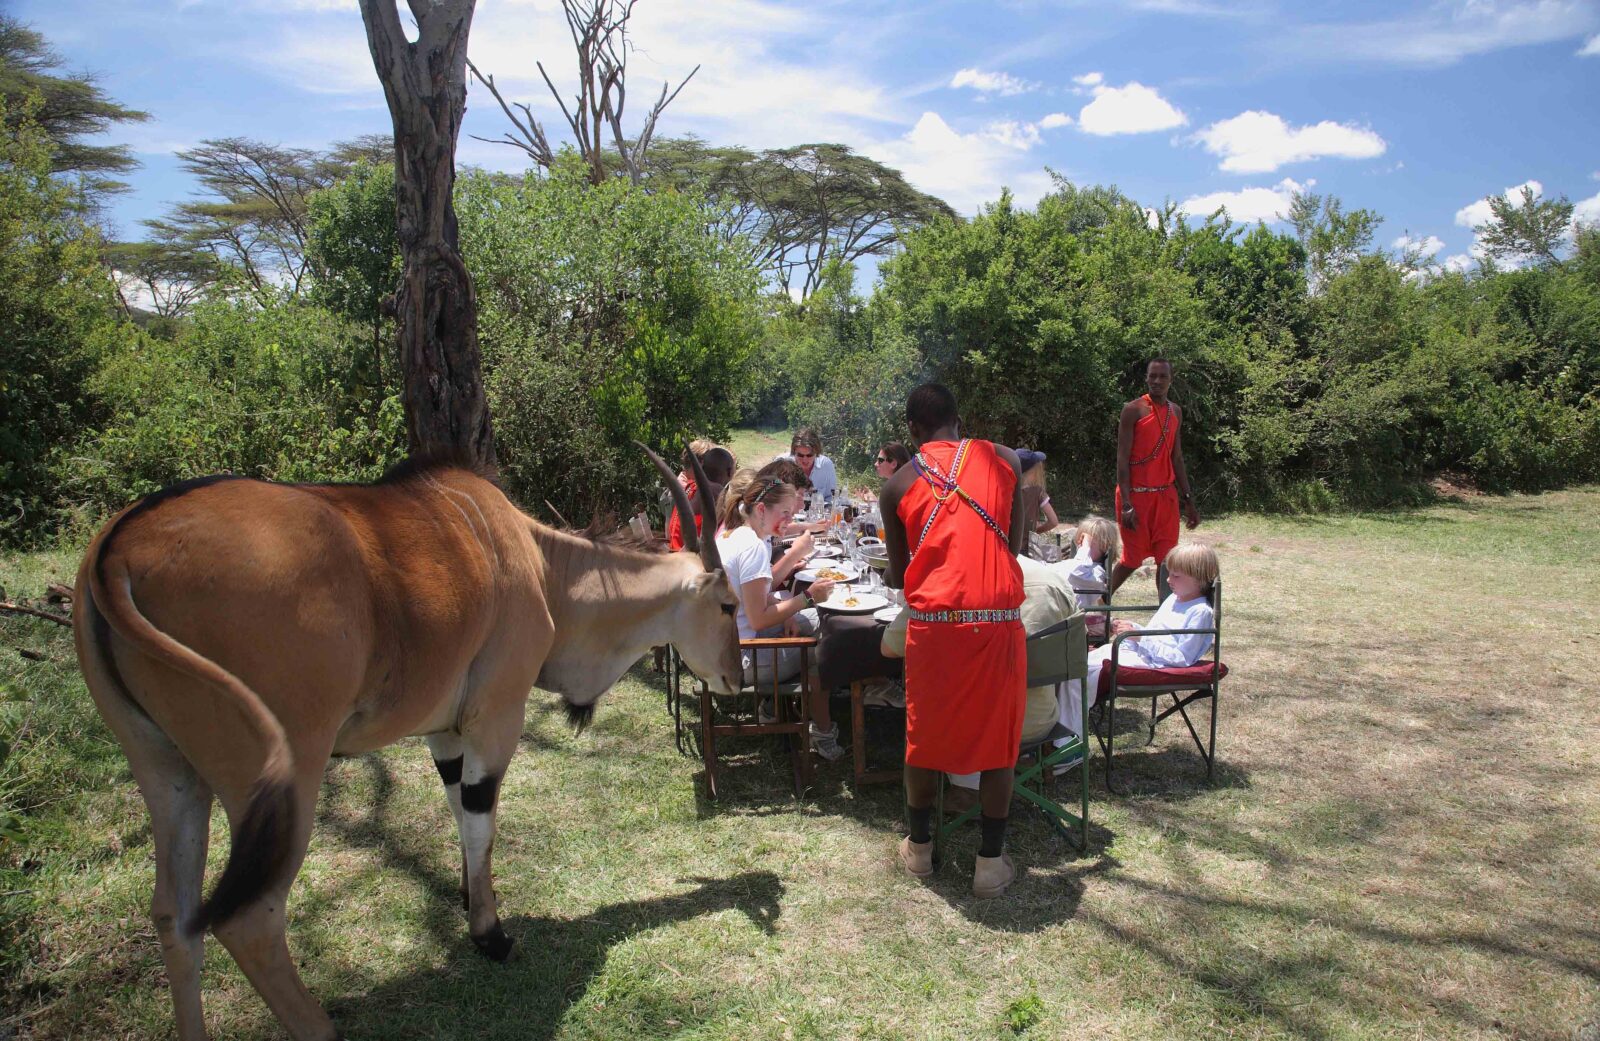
top-left (3, 488), bottom-right (1598, 1040)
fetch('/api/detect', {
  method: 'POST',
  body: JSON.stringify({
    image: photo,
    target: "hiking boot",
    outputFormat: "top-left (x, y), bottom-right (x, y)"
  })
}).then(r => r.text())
top-left (898, 836), bottom-right (934, 878)
top-left (809, 722), bottom-right (847, 761)
top-left (972, 853), bottom-right (1016, 899)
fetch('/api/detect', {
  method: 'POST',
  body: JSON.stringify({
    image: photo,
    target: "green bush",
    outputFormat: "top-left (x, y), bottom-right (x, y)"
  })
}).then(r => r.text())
top-left (0, 99), bottom-right (125, 544)
top-left (59, 296), bottom-right (404, 513)
top-left (456, 157), bottom-right (762, 521)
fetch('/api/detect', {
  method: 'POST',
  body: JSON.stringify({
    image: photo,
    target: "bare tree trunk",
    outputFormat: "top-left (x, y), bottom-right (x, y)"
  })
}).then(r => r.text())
top-left (358, 0), bottom-right (495, 468)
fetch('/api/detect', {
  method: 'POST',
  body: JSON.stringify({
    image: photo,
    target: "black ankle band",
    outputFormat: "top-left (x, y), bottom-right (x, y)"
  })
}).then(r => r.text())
top-left (907, 805), bottom-right (933, 845)
top-left (979, 814), bottom-right (1007, 858)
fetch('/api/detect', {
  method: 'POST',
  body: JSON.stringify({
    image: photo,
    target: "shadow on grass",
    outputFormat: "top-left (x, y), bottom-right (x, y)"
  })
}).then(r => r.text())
top-left (305, 754), bottom-right (788, 1041)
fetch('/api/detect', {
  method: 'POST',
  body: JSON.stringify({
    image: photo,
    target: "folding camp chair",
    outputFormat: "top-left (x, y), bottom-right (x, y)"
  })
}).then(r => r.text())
top-left (696, 636), bottom-right (818, 799)
top-left (934, 611), bottom-right (1091, 861)
top-left (1093, 578), bottom-right (1228, 792)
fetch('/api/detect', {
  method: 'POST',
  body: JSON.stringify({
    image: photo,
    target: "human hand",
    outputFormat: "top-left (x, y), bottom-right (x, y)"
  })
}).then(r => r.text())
top-left (807, 578), bottom-right (837, 604)
top-left (806, 518), bottom-right (831, 534)
top-left (791, 531), bottom-right (815, 558)
top-left (1184, 501), bottom-right (1201, 529)
top-left (1111, 619), bottom-right (1139, 636)
top-left (1120, 503), bottom-right (1138, 530)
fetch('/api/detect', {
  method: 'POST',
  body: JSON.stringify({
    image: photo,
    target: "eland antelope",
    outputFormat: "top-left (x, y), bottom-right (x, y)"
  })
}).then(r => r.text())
top-left (72, 445), bottom-right (741, 1041)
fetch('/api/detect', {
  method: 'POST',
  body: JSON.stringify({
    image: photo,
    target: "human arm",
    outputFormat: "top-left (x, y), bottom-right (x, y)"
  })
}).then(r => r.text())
top-left (880, 465), bottom-right (913, 589)
top-left (1116, 402), bottom-right (1138, 530)
top-left (772, 532), bottom-right (814, 584)
top-left (1171, 405), bottom-right (1200, 529)
top-left (994, 443), bottom-right (1028, 557)
top-left (1035, 495), bottom-right (1059, 534)
top-left (739, 576), bottom-right (834, 632)
top-left (1116, 603), bottom-right (1214, 666)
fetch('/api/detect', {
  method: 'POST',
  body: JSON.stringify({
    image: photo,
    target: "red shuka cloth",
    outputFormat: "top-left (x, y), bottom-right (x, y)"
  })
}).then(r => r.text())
top-left (1115, 394), bottom-right (1182, 567)
top-left (666, 479), bottom-right (704, 552)
top-left (896, 439), bottom-right (1026, 773)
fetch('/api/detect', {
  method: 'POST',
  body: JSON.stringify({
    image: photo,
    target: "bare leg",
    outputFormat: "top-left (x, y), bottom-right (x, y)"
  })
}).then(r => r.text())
top-left (977, 766), bottom-right (1013, 820)
top-left (905, 763), bottom-right (939, 809)
top-left (1109, 561), bottom-right (1138, 594)
top-left (808, 669), bottom-right (831, 729)
top-left (1156, 561), bottom-right (1172, 601)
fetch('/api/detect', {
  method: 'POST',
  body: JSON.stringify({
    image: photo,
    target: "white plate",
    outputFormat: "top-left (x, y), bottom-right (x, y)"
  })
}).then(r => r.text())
top-left (872, 605), bottom-right (903, 624)
top-left (796, 562), bottom-right (861, 584)
top-left (817, 591), bottom-right (890, 613)
top-left (806, 544), bottom-right (843, 558)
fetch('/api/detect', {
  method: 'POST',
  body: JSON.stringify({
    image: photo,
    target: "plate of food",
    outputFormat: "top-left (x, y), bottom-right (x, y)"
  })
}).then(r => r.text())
top-left (817, 590), bottom-right (890, 613)
top-left (796, 562), bottom-right (861, 584)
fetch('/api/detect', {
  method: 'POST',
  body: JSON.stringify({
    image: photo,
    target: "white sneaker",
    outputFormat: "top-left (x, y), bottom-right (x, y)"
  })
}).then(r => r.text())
top-left (809, 722), bottom-right (847, 761)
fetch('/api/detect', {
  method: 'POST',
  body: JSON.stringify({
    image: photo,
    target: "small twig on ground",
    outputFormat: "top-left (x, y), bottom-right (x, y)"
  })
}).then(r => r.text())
top-left (0, 602), bottom-right (72, 627)
top-left (18, 649), bottom-right (45, 661)
top-left (45, 584), bottom-right (72, 603)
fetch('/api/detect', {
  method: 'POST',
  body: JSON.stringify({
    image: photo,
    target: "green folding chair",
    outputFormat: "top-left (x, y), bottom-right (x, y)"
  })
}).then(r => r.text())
top-left (934, 611), bottom-right (1091, 859)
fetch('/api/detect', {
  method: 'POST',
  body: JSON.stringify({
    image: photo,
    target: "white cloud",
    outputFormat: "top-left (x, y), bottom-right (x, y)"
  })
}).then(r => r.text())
top-left (1077, 81), bottom-right (1186, 135)
top-left (983, 120), bottom-right (1043, 150)
top-left (1038, 112), bottom-right (1074, 129)
top-left (868, 111), bottom-right (1051, 215)
top-left (951, 67), bottom-right (1035, 96)
top-left (1579, 32), bottom-right (1600, 54)
top-left (1072, 71), bottom-right (1104, 86)
top-left (1455, 179), bottom-right (1543, 229)
top-left (1195, 110), bottom-right (1386, 173)
top-left (1299, 1), bottom-right (1599, 67)
top-left (1394, 234), bottom-right (1445, 257)
top-left (1575, 190), bottom-right (1600, 227)
top-left (1178, 177), bottom-right (1308, 224)
top-left (1442, 253), bottom-right (1476, 274)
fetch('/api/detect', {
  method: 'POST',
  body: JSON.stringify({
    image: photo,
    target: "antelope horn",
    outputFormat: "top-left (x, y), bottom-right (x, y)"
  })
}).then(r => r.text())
top-left (685, 447), bottom-right (722, 574)
top-left (636, 442), bottom-right (704, 563)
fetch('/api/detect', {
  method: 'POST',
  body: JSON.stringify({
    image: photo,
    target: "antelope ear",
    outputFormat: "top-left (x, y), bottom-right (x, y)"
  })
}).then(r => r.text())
top-left (690, 569), bottom-right (725, 592)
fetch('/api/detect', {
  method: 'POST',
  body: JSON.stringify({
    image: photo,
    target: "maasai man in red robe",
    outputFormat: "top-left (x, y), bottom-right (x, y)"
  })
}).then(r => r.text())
top-left (881, 383), bottom-right (1028, 899)
top-left (1111, 358), bottom-right (1200, 597)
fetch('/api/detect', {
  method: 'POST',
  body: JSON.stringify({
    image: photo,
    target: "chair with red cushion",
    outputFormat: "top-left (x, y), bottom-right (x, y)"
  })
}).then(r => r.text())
top-left (1094, 577), bottom-right (1227, 791)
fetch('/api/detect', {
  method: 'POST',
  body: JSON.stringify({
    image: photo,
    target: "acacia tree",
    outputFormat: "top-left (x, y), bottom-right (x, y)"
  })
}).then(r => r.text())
top-left (358, 0), bottom-right (494, 467)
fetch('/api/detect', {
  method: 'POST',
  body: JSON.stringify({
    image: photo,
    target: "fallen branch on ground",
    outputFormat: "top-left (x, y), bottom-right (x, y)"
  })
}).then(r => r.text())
top-left (0, 602), bottom-right (73, 627)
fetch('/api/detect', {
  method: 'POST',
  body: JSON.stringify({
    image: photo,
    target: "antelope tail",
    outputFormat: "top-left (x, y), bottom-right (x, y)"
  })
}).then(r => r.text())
top-left (88, 543), bottom-right (297, 936)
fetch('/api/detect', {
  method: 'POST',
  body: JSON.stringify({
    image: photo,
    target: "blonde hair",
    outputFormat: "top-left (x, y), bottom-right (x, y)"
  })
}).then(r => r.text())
top-left (1077, 515), bottom-right (1119, 563)
top-left (1165, 543), bottom-right (1220, 589)
top-left (718, 472), bottom-right (797, 532)
top-left (688, 438), bottom-right (717, 459)
top-left (1020, 463), bottom-right (1048, 491)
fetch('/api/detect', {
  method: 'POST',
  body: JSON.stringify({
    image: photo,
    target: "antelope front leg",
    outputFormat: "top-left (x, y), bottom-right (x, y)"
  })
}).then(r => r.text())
top-left (452, 701), bottom-right (524, 961)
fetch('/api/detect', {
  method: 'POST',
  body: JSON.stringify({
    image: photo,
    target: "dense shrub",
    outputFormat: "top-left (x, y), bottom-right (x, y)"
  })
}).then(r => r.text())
top-left (0, 101), bottom-right (125, 543)
top-left (59, 296), bottom-right (404, 513)
top-left (456, 157), bottom-right (762, 521)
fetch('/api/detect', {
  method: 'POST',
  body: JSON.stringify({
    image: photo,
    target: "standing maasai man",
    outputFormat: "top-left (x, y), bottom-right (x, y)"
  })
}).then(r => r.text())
top-left (881, 384), bottom-right (1028, 898)
top-left (1110, 358), bottom-right (1201, 597)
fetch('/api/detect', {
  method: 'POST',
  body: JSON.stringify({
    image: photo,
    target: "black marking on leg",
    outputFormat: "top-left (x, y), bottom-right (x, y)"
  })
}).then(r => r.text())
top-left (472, 923), bottom-right (515, 962)
top-left (432, 755), bottom-right (463, 786)
top-left (460, 775), bottom-right (500, 814)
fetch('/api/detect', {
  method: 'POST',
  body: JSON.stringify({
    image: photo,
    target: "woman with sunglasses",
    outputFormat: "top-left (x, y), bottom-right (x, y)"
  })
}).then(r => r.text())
top-left (785, 428), bottom-right (837, 504)
top-left (875, 442), bottom-right (911, 478)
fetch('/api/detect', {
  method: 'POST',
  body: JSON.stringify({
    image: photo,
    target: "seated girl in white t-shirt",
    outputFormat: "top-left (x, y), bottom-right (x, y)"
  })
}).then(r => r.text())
top-left (715, 474), bottom-right (846, 761)
top-left (1061, 543), bottom-right (1220, 739)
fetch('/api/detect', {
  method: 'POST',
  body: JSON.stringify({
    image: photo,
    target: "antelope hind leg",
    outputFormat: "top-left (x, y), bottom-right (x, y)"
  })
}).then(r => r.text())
top-left (455, 696), bottom-right (528, 961)
top-left (426, 732), bottom-right (471, 911)
top-left (84, 670), bottom-right (215, 1041)
top-left (210, 763), bottom-right (339, 1041)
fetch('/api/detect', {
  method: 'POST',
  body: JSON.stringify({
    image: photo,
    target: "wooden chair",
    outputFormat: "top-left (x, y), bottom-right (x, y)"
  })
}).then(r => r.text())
top-left (1093, 578), bottom-right (1228, 792)
top-left (697, 636), bottom-right (818, 799)
top-left (934, 612), bottom-right (1092, 859)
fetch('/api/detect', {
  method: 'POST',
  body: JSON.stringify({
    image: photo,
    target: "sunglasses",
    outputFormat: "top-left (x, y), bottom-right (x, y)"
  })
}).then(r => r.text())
top-left (875, 456), bottom-right (892, 464)
top-left (794, 451), bottom-right (815, 459)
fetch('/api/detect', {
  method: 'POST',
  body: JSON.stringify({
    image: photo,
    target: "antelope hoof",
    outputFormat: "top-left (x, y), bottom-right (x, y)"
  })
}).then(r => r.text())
top-left (472, 924), bottom-right (515, 962)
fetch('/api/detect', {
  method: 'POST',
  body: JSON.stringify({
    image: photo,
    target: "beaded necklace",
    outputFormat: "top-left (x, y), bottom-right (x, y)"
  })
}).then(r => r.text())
top-left (910, 439), bottom-right (1010, 555)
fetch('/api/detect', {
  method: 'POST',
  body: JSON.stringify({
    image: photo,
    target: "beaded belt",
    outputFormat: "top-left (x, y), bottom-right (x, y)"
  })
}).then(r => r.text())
top-left (908, 607), bottom-right (1022, 624)
top-left (1131, 484), bottom-right (1172, 494)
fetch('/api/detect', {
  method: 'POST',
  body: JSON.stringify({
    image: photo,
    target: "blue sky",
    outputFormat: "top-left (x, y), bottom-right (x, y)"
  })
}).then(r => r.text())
top-left (13, 0), bottom-right (1600, 277)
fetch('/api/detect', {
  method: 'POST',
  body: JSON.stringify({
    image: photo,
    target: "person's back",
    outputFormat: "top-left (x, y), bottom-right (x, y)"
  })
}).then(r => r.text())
top-left (897, 438), bottom-right (1024, 615)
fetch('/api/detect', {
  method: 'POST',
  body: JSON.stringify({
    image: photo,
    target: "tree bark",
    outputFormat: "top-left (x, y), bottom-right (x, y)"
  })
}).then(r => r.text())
top-left (358, 0), bottom-right (495, 468)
